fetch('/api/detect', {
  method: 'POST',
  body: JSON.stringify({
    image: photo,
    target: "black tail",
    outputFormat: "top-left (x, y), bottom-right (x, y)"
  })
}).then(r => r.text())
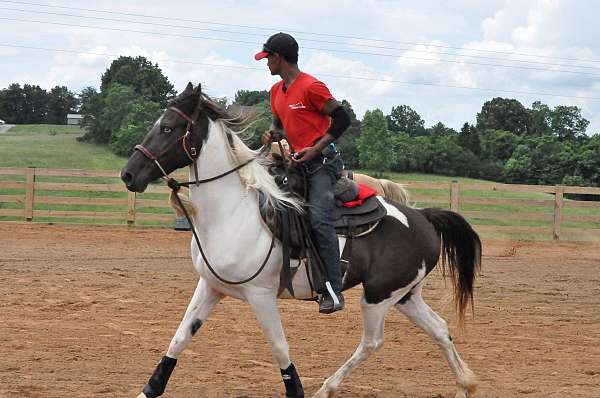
top-left (420, 208), bottom-right (482, 324)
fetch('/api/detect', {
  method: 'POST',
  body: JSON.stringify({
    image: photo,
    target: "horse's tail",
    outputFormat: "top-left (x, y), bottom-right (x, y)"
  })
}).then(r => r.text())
top-left (419, 208), bottom-right (482, 325)
top-left (379, 179), bottom-right (411, 206)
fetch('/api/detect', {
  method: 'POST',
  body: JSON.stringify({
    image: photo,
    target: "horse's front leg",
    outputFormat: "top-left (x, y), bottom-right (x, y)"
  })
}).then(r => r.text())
top-left (137, 278), bottom-right (223, 398)
top-left (248, 291), bottom-right (304, 398)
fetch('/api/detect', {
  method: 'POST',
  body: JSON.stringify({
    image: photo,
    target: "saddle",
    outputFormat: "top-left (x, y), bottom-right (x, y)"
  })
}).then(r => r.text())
top-left (259, 155), bottom-right (387, 297)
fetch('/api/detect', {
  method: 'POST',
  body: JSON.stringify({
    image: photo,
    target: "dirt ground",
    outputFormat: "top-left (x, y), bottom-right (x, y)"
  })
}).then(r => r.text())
top-left (1, 223), bottom-right (599, 398)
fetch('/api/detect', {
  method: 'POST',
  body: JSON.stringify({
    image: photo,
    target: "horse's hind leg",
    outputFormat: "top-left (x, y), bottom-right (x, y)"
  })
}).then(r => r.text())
top-left (313, 295), bottom-right (389, 398)
top-left (137, 278), bottom-right (223, 398)
top-left (396, 283), bottom-right (477, 398)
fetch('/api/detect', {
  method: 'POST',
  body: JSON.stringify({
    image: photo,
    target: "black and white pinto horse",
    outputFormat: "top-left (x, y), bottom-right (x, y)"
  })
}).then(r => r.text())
top-left (121, 83), bottom-right (481, 398)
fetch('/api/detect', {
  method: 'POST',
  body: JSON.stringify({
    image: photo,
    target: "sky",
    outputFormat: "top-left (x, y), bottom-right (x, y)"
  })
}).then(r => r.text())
top-left (1, 0), bottom-right (599, 134)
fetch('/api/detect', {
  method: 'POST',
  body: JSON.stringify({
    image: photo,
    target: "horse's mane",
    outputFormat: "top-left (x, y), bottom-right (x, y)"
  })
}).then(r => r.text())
top-left (170, 92), bottom-right (302, 221)
top-left (217, 120), bottom-right (303, 213)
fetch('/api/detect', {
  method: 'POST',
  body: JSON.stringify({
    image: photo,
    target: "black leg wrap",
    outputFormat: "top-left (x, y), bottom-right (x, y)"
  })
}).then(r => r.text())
top-left (281, 363), bottom-right (304, 398)
top-left (142, 356), bottom-right (178, 398)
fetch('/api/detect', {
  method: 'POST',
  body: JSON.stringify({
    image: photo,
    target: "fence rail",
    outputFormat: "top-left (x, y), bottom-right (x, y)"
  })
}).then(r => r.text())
top-left (0, 167), bottom-right (187, 227)
top-left (1, 167), bottom-right (600, 240)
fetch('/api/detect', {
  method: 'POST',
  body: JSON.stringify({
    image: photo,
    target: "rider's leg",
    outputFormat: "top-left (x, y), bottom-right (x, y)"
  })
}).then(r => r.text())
top-left (247, 291), bottom-right (304, 398)
top-left (306, 157), bottom-right (344, 313)
top-left (138, 278), bottom-right (223, 398)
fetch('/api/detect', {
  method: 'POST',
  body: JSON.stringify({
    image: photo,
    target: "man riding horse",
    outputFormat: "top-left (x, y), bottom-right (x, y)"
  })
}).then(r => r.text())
top-left (255, 32), bottom-right (351, 314)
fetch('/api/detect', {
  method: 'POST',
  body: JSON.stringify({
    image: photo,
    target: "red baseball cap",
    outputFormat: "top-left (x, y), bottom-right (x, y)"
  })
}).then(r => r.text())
top-left (254, 32), bottom-right (298, 62)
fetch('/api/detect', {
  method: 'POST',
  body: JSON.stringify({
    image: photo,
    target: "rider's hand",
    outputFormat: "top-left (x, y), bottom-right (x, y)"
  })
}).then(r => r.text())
top-left (290, 146), bottom-right (320, 164)
top-left (261, 130), bottom-right (281, 145)
top-left (260, 130), bottom-right (272, 145)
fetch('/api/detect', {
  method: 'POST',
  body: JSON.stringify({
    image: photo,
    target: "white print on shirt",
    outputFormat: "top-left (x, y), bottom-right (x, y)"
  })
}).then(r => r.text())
top-left (288, 102), bottom-right (307, 110)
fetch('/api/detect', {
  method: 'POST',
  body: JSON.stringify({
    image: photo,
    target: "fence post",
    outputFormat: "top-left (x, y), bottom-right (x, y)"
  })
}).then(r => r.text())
top-left (553, 185), bottom-right (564, 240)
top-left (24, 167), bottom-right (35, 221)
top-left (127, 191), bottom-right (136, 225)
top-left (450, 180), bottom-right (460, 212)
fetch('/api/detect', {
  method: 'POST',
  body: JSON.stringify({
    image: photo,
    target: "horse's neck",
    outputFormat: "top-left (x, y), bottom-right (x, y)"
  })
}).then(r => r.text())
top-left (188, 120), bottom-right (253, 229)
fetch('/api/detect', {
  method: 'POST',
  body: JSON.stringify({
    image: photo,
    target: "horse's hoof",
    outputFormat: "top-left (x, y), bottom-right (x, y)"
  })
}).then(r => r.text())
top-left (137, 393), bottom-right (148, 398)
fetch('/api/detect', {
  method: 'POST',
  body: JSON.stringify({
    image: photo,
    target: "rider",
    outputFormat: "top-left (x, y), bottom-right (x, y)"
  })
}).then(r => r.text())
top-left (256, 32), bottom-right (351, 314)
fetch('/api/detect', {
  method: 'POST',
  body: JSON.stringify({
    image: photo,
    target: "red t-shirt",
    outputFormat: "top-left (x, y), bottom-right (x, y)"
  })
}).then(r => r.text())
top-left (270, 72), bottom-right (334, 151)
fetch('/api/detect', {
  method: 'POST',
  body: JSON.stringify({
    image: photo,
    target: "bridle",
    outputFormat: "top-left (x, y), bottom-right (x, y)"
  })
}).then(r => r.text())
top-left (134, 105), bottom-right (202, 185)
top-left (134, 105), bottom-right (273, 286)
top-left (134, 105), bottom-right (255, 187)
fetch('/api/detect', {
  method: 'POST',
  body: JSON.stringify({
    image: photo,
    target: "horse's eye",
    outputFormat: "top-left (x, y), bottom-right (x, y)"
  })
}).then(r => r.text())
top-left (163, 127), bottom-right (172, 134)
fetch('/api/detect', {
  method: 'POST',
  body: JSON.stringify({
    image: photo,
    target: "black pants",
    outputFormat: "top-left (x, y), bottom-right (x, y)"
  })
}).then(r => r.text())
top-left (303, 150), bottom-right (343, 292)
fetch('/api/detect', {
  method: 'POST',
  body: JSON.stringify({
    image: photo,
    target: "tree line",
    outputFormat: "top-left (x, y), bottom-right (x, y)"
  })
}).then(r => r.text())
top-left (236, 92), bottom-right (600, 188)
top-left (2, 55), bottom-right (598, 188)
top-left (0, 84), bottom-right (78, 124)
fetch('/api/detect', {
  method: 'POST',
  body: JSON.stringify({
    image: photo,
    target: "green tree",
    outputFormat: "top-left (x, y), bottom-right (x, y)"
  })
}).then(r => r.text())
top-left (46, 86), bottom-right (78, 124)
top-left (233, 90), bottom-right (269, 106)
top-left (458, 122), bottom-right (481, 156)
top-left (390, 132), bottom-right (413, 171)
top-left (78, 87), bottom-right (104, 142)
top-left (83, 84), bottom-right (139, 144)
top-left (479, 129), bottom-right (520, 162)
top-left (100, 56), bottom-right (175, 107)
top-left (502, 144), bottom-right (534, 183)
top-left (503, 136), bottom-right (577, 184)
top-left (386, 104), bottom-right (425, 136)
top-left (477, 97), bottom-right (531, 135)
top-left (574, 135), bottom-right (600, 186)
top-left (22, 84), bottom-right (48, 124)
top-left (0, 83), bottom-right (25, 124)
top-left (335, 99), bottom-right (361, 168)
top-left (550, 105), bottom-right (590, 141)
top-left (427, 121), bottom-right (457, 137)
top-left (110, 98), bottom-right (162, 156)
top-left (357, 109), bottom-right (394, 172)
top-left (529, 101), bottom-right (553, 136)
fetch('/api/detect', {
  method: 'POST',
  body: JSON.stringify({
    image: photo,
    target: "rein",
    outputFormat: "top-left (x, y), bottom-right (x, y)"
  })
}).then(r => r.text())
top-left (137, 105), bottom-right (276, 285)
top-left (169, 178), bottom-right (276, 285)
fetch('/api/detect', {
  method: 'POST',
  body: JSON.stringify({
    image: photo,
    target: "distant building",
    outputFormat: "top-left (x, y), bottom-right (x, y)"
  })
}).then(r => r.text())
top-left (67, 114), bottom-right (83, 125)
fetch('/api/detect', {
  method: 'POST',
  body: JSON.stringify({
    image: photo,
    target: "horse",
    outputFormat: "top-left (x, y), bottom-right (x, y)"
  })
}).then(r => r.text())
top-left (121, 83), bottom-right (481, 398)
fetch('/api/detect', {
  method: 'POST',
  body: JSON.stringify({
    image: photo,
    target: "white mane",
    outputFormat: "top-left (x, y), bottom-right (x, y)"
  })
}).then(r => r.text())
top-left (215, 119), bottom-right (304, 213)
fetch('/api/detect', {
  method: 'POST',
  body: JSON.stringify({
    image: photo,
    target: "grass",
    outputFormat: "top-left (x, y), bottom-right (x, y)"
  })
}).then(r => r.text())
top-left (1, 125), bottom-right (599, 238)
top-left (0, 124), bottom-right (172, 226)
top-left (6, 124), bottom-right (84, 135)
top-left (0, 124), bottom-right (126, 170)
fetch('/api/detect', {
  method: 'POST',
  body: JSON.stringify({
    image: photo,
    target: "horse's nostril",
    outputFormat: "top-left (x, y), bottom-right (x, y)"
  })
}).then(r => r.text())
top-left (121, 170), bottom-right (133, 185)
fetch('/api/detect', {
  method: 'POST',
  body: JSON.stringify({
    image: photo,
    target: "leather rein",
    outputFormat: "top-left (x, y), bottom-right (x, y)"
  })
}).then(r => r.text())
top-left (134, 106), bottom-right (275, 285)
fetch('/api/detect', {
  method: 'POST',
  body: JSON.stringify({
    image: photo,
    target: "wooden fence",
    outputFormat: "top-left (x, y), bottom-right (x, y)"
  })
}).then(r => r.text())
top-left (406, 180), bottom-right (600, 241)
top-left (1, 167), bottom-right (600, 240)
top-left (0, 167), bottom-right (187, 226)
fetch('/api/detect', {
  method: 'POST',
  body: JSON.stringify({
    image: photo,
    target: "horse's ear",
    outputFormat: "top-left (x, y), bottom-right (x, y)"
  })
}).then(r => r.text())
top-left (184, 82), bottom-right (194, 93)
top-left (193, 83), bottom-right (202, 94)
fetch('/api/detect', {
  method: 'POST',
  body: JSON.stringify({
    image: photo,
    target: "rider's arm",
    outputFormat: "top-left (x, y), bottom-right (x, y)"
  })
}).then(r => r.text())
top-left (291, 99), bottom-right (350, 162)
top-left (310, 99), bottom-right (350, 152)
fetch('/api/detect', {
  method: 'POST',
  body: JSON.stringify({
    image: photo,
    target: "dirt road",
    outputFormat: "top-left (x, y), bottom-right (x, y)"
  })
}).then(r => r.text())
top-left (1, 223), bottom-right (599, 397)
top-left (0, 124), bottom-right (15, 134)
